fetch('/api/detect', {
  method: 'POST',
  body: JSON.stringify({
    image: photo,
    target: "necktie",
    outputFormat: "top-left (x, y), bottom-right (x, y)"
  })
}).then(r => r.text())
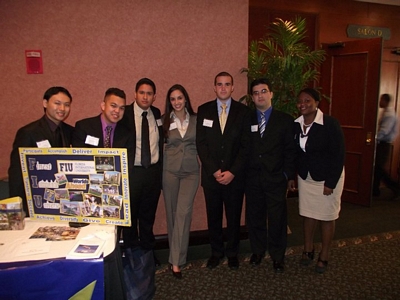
top-left (259, 111), bottom-right (266, 137)
top-left (54, 126), bottom-right (62, 147)
top-left (220, 104), bottom-right (227, 133)
top-left (141, 111), bottom-right (151, 168)
top-left (104, 126), bottom-right (113, 148)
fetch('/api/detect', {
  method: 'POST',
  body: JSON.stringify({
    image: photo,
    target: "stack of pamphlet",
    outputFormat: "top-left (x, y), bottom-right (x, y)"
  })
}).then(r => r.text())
top-left (0, 197), bottom-right (25, 230)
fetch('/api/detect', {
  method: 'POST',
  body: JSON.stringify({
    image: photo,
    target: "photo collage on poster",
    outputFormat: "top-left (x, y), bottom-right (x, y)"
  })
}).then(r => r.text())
top-left (38, 156), bottom-right (122, 219)
top-left (20, 148), bottom-right (131, 225)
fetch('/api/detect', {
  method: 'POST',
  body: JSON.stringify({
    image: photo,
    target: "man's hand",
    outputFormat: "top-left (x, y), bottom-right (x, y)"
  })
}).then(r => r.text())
top-left (216, 171), bottom-right (235, 185)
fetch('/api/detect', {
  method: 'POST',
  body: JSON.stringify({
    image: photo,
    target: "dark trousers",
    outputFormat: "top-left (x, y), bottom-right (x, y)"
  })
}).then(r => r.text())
top-left (203, 183), bottom-right (244, 258)
top-left (245, 177), bottom-right (287, 262)
top-left (373, 142), bottom-right (399, 194)
top-left (123, 164), bottom-right (162, 250)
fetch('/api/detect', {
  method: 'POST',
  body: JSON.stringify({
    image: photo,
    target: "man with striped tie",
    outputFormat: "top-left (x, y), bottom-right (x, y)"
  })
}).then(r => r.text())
top-left (245, 78), bottom-right (296, 273)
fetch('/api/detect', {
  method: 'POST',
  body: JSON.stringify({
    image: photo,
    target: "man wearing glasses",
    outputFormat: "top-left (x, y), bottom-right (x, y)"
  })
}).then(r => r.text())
top-left (245, 78), bottom-right (296, 273)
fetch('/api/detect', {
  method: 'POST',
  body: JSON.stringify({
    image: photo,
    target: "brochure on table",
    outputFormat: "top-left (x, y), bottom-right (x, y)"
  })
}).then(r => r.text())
top-left (19, 147), bottom-right (131, 226)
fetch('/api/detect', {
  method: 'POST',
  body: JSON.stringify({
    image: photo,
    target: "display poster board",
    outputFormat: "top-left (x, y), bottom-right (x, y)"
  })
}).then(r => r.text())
top-left (19, 148), bottom-right (131, 226)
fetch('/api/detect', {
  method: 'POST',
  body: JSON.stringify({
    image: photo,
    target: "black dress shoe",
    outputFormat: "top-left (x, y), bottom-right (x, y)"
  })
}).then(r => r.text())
top-left (250, 253), bottom-right (263, 266)
top-left (273, 261), bottom-right (284, 273)
top-left (228, 256), bottom-right (239, 270)
top-left (154, 252), bottom-right (161, 268)
top-left (207, 256), bottom-right (221, 269)
top-left (169, 264), bottom-right (183, 279)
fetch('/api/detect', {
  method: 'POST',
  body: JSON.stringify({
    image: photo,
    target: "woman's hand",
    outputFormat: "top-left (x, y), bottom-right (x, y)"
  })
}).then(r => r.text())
top-left (323, 186), bottom-right (333, 196)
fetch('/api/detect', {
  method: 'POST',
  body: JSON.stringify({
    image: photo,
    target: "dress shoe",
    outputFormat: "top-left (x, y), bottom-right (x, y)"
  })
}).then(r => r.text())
top-left (169, 264), bottom-right (182, 279)
top-left (228, 256), bottom-right (239, 270)
top-left (249, 253), bottom-right (263, 266)
top-left (206, 256), bottom-right (221, 269)
top-left (153, 252), bottom-right (161, 268)
top-left (273, 261), bottom-right (284, 273)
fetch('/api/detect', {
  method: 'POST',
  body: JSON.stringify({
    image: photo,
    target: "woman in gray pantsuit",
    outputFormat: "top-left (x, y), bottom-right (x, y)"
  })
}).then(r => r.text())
top-left (162, 84), bottom-right (200, 279)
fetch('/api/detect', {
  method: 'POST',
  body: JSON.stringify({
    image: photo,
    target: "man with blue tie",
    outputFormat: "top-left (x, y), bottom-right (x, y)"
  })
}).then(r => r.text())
top-left (196, 71), bottom-right (251, 270)
top-left (245, 78), bottom-right (296, 273)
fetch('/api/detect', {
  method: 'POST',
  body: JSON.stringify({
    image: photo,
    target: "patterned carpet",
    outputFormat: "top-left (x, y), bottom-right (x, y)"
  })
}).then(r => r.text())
top-left (154, 231), bottom-right (400, 299)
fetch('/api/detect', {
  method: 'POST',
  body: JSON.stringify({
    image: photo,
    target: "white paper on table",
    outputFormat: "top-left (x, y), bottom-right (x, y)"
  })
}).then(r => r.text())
top-left (15, 239), bottom-right (51, 257)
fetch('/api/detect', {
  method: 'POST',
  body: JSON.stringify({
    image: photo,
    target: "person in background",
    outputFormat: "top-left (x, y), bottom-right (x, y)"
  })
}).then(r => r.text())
top-left (288, 88), bottom-right (345, 274)
top-left (8, 86), bottom-right (73, 216)
top-left (162, 84), bottom-right (200, 279)
top-left (373, 93), bottom-right (400, 198)
top-left (120, 78), bottom-right (164, 267)
top-left (245, 78), bottom-right (296, 273)
top-left (196, 71), bottom-right (251, 270)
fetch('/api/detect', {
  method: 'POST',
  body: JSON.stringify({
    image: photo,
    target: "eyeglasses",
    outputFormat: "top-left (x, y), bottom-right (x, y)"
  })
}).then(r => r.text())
top-left (252, 89), bottom-right (270, 96)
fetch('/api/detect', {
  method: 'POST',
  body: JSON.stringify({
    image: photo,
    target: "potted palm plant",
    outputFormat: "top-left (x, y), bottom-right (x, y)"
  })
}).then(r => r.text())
top-left (241, 16), bottom-right (326, 117)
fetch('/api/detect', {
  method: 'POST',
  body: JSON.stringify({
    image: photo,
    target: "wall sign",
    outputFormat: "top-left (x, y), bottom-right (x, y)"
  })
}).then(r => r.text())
top-left (347, 24), bottom-right (391, 40)
top-left (19, 148), bottom-right (131, 226)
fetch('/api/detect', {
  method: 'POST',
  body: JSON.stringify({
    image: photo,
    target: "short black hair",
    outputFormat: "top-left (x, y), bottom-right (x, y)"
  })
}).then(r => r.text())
top-left (298, 88), bottom-right (320, 102)
top-left (381, 93), bottom-right (391, 103)
top-left (135, 78), bottom-right (156, 94)
top-left (104, 87), bottom-right (126, 100)
top-left (250, 78), bottom-right (272, 94)
top-left (43, 86), bottom-right (72, 102)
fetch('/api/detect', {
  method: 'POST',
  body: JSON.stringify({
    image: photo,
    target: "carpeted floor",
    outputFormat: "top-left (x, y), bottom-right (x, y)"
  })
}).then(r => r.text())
top-left (153, 188), bottom-right (400, 299)
top-left (154, 231), bottom-right (400, 299)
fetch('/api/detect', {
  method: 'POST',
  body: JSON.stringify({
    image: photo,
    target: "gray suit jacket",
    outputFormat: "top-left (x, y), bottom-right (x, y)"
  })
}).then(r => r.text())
top-left (163, 115), bottom-right (199, 174)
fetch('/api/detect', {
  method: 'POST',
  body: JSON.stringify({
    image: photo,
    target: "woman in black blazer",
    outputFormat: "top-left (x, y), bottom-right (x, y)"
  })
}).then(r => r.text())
top-left (289, 88), bottom-right (345, 274)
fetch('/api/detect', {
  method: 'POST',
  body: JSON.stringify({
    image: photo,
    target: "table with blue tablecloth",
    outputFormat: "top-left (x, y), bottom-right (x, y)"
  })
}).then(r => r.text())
top-left (0, 219), bottom-right (125, 300)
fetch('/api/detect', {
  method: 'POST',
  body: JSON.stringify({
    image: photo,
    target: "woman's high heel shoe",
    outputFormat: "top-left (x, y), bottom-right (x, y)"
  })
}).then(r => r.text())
top-left (300, 248), bottom-right (315, 266)
top-left (169, 264), bottom-right (182, 279)
top-left (315, 256), bottom-right (328, 274)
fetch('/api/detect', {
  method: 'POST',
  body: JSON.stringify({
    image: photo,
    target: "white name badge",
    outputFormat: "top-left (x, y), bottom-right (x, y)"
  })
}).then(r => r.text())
top-left (36, 140), bottom-right (51, 148)
top-left (251, 125), bottom-right (259, 132)
top-left (85, 135), bottom-right (99, 146)
top-left (156, 119), bottom-right (163, 126)
top-left (169, 122), bottom-right (177, 130)
top-left (203, 119), bottom-right (213, 127)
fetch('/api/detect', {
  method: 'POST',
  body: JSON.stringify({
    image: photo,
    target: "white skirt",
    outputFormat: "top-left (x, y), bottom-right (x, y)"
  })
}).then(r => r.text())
top-left (298, 169), bottom-right (345, 221)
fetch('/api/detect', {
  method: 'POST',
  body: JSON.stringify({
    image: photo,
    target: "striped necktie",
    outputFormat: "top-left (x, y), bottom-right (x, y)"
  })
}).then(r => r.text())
top-left (259, 111), bottom-right (266, 137)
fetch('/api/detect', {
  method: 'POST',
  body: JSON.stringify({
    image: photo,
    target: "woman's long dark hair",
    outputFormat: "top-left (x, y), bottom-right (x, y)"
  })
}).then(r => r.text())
top-left (163, 84), bottom-right (196, 139)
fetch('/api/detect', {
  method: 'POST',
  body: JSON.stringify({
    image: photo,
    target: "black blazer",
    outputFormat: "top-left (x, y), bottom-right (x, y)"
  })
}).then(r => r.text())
top-left (72, 114), bottom-right (133, 149)
top-left (120, 103), bottom-right (164, 166)
top-left (294, 114), bottom-right (345, 189)
top-left (196, 99), bottom-right (251, 189)
top-left (247, 108), bottom-right (296, 183)
top-left (8, 115), bottom-right (73, 214)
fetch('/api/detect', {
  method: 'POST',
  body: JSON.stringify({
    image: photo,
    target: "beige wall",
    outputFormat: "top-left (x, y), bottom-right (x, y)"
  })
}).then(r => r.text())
top-left (0, 0), bottom-right (249, 233)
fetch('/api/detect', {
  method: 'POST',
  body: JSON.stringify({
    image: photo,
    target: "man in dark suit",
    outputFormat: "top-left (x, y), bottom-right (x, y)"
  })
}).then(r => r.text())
top-left (196, 71), bottom-right (251, 270)
top-left (245, 78), bottom-right (296, 273)
top-left (120, 78), bottom-right (164, 260)
top-left (8, 86), bottom-right (73, 216)
top-left (72, 87), bottom-right (133, 151)
top-left (72, 87), bottom-right (131, 299)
